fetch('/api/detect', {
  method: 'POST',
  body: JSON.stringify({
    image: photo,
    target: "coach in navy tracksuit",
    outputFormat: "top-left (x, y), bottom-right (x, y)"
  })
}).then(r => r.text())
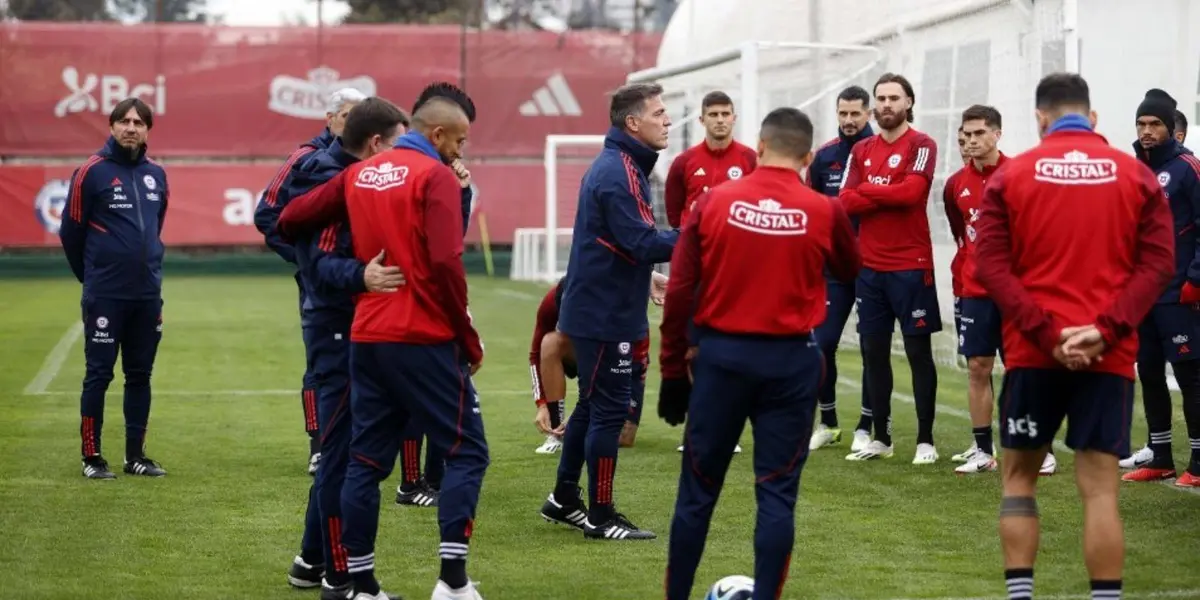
top-left (280, 99), bottom-right (410, 597)
top-left (1128, 89), bottom-right (1200, 483)
top-left (538, 83), bottom-right (678, 540)
top-left (658, 107), bottom-right (861, 600)
top-left (59, 98), bottom-right (169, 480)
top-left (255, 114), bottom-right (342, 473)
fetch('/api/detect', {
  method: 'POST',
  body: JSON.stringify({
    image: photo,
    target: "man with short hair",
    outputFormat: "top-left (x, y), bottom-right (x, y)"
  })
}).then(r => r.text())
top-left (60, 97), bottom-right (170, 480)
top-left (839, 73), bottom-right (942, 464)
top-left (1119, 88), bottom-right (1200, 488)
top-left (808, 84), bottom-right (875, 452)
top-left (257, 87), bottom-right (367, 475)
top-left (538, 83), bottom-right (678, 540)
top-left (280, 97), bottom-right (410, 598)
top-left (664, 90), bottom-right (758, 229)
top-left (658, 106), bottom-right (860, 600)
top-left (1175, 109), bottom-right (1189, 145)
top-left (975, 72), bottom-right (1174, 600)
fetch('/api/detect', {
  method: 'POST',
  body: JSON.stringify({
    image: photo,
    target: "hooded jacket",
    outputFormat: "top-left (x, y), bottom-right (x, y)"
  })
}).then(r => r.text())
top-left (1134, 138), bottom-right (1200, 303)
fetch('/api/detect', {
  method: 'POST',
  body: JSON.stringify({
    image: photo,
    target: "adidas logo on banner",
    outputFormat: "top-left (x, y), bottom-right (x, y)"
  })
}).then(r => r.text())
top-left (519, 73), bottom-right (582, 117)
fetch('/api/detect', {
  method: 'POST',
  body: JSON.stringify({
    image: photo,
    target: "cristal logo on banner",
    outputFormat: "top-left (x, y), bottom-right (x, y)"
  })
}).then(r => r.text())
top-left (33, 179), bottom-right (71, 234)
top-left (269, 67), bottom-right (376, 120)
top-left (54, 67), bottom-right (167, 118)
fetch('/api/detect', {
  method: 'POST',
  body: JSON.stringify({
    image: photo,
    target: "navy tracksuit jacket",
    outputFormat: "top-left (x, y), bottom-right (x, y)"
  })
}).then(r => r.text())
top-left (58, 136), bottom-right (169, 460)
top-left (1135, 139), bottom-right (1200, 366)
top-left (554, 127), bottom-right (678, 518)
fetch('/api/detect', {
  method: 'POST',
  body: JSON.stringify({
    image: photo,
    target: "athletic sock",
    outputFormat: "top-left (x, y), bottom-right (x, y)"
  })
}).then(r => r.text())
top-left (347, 556), bottom-right (379, 596)
top-left (1005, 568), bottom-right (1033, 600)
top-left (819, 347), bottom-right (839, 428)
top-left (439, 545), bottom-right (469, 589)
top-left (818, 402), bottom-right (838, 428)
top-left (1139, 357), bottom-right (1174, 464)
top-left (904, 334), bottom-right (937, 446)
top-left (1148, 429), bottom-right (1173, 465)
top-left (1177, 360), bottom-right (1200, 474)
top-left (973, 425), bottom-right (994, 456)
top-left (547, 400), bottom-right (564, 430)
top-left (856, 406), bottom-right (873, 433)
top-left (554, 480), bottom-right (580, 506)
top-left (1091, 579), bottom-right (1121, 600)
top-left (1189, 438), bottom-right (1200, 475)
top-left (861, 333), bottom-right (893, 447)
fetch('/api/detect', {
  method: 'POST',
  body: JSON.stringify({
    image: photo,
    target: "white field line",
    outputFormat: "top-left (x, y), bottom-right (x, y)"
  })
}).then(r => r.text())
top-left (22, 322), bottom-right (83, 395)
top-left (835, 378), bottom-right (1200, 497)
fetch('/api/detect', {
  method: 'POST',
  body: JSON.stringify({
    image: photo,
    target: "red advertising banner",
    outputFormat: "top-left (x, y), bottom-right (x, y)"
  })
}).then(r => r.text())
top-left (0, 23), bottom-right (659, 159)
top-left (0, 161), bottom-right (593, 248)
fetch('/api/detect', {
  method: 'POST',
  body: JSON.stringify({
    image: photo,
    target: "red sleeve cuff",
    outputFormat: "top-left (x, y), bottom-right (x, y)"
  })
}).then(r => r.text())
top-left (1032, 319), bottom-right (1062, 357)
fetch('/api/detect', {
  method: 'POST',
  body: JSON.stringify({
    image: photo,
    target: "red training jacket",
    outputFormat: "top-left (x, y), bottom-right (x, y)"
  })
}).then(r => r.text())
top-left (974, 129), bottom-right (1174, 380)
top-left (664, 140), bottom-right (758, 228)
top-left (659, 165), bottom-right (861, 379)
top-left (944, 154), bottom-right (1008, 299)
top-left (839, 126), bottom-right (938, 271)
top-left (277, 150), bottom-right (483, 364)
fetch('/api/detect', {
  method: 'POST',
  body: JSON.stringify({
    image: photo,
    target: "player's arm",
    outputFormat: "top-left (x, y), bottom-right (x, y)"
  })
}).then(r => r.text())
top-left (425, 166), bottom-right (484, 366)
top-left (58, 164), bottom-right (95, 283)
top-left (837, 148), bottom-right (876, 216)
top-left (528, 291), bottom-right (558, 402)
top-left (663, 153), bottom-right (688, 229)
top-left (827, 198), bottom-right (862, 283)
top-left (659, 193), bottom-right (707, 380)
top-left (277, 170), bottom-right (350, 242)
top-left (601, 177), bottom-right (679, 264)
top-left (1180, 155), bottom-right (1200, 302)
top-left (974, 166), bottom-right (1065, 355)
top-left (857, 139), bottom-right (938, 207)
top-left (943, 177), bottom-right (966, 246)
top-left (1093, 166), bottom-right (1176, 345)
top-left (255, 149), bottom-right (314, 263)
top-left (158, 173), bottom-right (169, 235)
top-left (309, 222), bottom-right (368, 296)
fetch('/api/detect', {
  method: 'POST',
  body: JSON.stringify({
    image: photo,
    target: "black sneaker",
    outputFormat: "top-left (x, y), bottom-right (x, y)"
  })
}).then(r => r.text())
top-left (321, 580), bottom-right (404, 600)
top-left (287, 555), bottom-right (323, 589)
top-left (395, 477), bottom-right (438, 507)
top-left (82, 456), bottom-right (116, 480)
top-left (540, 487), bottom-right (588, 530)
top-left (123, 456), bottom-right (167, 477)
top-left (584, 512), bottom-right (657, 540)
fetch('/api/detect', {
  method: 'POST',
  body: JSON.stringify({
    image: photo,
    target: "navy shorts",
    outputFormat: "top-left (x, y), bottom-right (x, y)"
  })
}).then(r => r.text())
top-left (1137, 303), bottom-right (1200, 364)
top-left (998, 368), bottom-right (1135, 457)
top-left (815, 278), bottom-right (856, 352)
top-left (957, 297), bottom-right (1002, 358)
top-left (855, 267), bottom-right (942, 336)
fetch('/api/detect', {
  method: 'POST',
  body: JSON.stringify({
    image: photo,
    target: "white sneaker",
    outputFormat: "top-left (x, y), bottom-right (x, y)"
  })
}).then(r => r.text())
top-left (850, 430), bottom-right (871, 452)
top-left (733, 444), bottom-right (742, 454)
top-left (809, 424), bottom-right (842, 450)
top-left (951, 443), bottom-right (978, 463)
top-left (1118, 445), bottom-right (1152, 470)
top-left (676, 444), bottom-right (684, 452)
top-left (352, 592), bottom-right (398, 600)
top-left (845, 440), bottom-right (894, 461)
top-left (432, 579), bottom-right (484, 600)
top-left (1040, 452), bottom-right (1058, 476)
top-left (912, 443), bottom-right (939, 465)
top-left (535, 435), bottom-right (562, 454)
top-left (308, 452), bottom-right (321, 475)
top-left (954, 452), bottom-right (997, 474)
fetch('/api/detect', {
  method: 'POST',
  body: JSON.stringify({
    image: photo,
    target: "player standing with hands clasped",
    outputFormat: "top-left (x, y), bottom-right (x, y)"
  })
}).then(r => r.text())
top-left (974, 73), bottom-right (1174, 600)
top-left (657, 107), bottom-right (861, 600)
top-left (1118, 88), bottom-right (1200, 487)
top-left (538, 83), bottom-right (678, 540)
top-left (839, 73), bottom-right (942, 464)
top-left (59, 97), bottom-right (170, 480)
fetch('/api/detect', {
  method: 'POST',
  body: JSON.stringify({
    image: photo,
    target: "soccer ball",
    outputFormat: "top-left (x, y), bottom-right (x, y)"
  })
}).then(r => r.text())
top-left (705, 575), bottom-right (754, 600)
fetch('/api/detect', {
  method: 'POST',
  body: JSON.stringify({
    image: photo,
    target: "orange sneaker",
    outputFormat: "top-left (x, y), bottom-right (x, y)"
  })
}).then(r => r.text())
top-left (1175, 471), bottom-right (1200, 488)
top-left (1121, 467), bottom-right (1177, 482)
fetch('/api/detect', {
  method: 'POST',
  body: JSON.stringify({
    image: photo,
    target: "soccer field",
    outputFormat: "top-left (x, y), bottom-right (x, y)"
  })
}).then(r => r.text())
top-left (1, 275), bottom-right (1198, 600)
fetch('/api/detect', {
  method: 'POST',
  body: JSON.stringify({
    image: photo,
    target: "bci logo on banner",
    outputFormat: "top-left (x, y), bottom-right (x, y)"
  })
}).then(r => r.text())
top-left (55, 67), bottom-right (167, 118)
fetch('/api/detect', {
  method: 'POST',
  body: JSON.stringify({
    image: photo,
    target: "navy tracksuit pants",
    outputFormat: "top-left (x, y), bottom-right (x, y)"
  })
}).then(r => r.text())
top-left (666, 332), bottom-right (821, 600)
top-left (298, 318), bottom-right (354, 575)
top-left (340, 341), bottom-right (489, 575)
top-left (556, 336), bottom-right (638, 519)
top-left (399, 421), bottom-right (445, 488)
top-left (297, 273), bottom-right (320, 451)
top-left (78, 295), bottom-right (163, 460)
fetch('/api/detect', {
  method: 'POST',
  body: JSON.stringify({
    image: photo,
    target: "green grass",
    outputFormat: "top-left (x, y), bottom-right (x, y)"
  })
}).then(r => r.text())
top-left (1, 276), bottom-right (1198, 600)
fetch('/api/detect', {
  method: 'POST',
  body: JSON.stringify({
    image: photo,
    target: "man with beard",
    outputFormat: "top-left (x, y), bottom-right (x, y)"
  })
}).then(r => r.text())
top-left (839, 73), bottom-right (942, 464)
top-left (664, 91), bottom-right (758, 229)
top-left (808, 85), bottom-right (876, 452)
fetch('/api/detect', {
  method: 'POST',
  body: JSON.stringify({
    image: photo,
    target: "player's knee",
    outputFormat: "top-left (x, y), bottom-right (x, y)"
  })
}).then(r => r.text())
top-left (1073, 450), bottom-right (1120, 500)
top-left (83, 367), bottom-right (115, 389)
top-left (967, 357), bottom-right (994, 382)
top-left (123, 369), bottom-right (152, 387)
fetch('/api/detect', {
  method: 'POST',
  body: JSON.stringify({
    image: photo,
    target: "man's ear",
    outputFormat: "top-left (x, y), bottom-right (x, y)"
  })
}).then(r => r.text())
top-left (1088, 110), bottom-right (1099, 129)
top-left (798, 151), bottom-right (814, 169)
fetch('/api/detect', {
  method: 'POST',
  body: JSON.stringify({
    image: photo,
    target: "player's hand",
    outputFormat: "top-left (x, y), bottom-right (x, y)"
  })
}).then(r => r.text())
top-left (469, 360), bottom-right (483, 376)
top-left (363, 250), bottom-right (406, 292)
top-left (1054, 325), bottom-right (1104, 370)
top-left (650, 272), bottom-right (669, 306)
top-left (534, 404), bottom-right (554, 435)
top-left (658, 377), bottom-right (691, 426)
top-left (451, 159), bottom-right (471, 189)
top-left (685, 347), bottom-right (698, 383)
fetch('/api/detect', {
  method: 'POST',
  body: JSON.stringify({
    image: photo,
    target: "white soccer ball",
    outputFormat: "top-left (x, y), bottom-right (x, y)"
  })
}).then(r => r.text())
top-left (705, 575), bottom-right (754, 600)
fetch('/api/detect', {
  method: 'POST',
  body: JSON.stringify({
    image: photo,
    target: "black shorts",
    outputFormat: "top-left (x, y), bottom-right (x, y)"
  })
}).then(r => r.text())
top-left (998, 368), bottom-right (1135, 458)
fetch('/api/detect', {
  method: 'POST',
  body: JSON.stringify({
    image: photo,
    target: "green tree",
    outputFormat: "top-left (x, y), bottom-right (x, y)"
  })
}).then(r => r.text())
top-left (342, 0), bottom-right (468, 25)
top-left (109, 0), bottom-right (209, 23)
top-left (2, 0), bottom-right (110, 21)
